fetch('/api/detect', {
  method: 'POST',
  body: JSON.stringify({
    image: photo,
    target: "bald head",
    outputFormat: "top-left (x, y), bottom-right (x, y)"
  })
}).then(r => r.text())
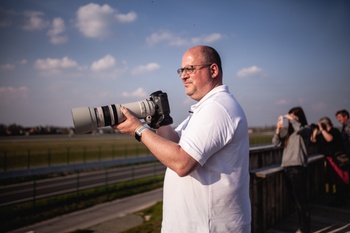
top-left (180, 45), bottom-right (223, 101)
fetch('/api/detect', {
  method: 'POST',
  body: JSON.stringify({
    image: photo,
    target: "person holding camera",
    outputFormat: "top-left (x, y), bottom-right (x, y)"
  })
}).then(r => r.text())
top-left (310, 117), bottom-right (349, 206)
top-left (115, 45), bottom-right (251, 232)
top-left (272, 106), bottom-right (311, 233)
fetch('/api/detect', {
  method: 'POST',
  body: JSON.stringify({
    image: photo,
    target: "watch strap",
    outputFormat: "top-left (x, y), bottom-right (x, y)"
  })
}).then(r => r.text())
top-left (135, 126), bottom-right (148, 142)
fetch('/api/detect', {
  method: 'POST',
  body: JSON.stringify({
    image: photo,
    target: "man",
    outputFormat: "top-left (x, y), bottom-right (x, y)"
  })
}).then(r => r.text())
top-left (115, 45), bottom-right (251, 232)
top-left (336, 109), bottom-right (350, 153)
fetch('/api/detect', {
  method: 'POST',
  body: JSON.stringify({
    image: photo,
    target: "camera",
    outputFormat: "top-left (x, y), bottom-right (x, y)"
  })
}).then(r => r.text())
top-left (71, 90), bottom-right (173, 134)
top-left (278, 116), bottom-right (284, 127)
top-left (310, 123), bottom-right (319, 131)
top-left (310, 123), bottom-right (327, 131)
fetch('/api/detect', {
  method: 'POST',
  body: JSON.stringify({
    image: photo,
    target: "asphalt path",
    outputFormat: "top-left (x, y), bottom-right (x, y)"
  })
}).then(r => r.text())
top-left (1, 162), bottom-right (166, 206)
top-left (9, 188), bottom-right (164, 233)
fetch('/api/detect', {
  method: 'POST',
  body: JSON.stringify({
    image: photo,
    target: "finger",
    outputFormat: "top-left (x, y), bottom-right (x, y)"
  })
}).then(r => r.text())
top-left (121, 106), bottom-right (131, 117)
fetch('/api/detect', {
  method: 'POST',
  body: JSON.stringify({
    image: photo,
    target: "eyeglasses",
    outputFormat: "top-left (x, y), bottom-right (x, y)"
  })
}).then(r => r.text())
top-left (176, 64), bottom-right (212, 77)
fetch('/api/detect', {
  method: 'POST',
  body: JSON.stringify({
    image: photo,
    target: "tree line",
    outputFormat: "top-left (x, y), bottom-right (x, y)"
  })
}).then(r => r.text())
top-left (0, 124), bottom-right (73, 136)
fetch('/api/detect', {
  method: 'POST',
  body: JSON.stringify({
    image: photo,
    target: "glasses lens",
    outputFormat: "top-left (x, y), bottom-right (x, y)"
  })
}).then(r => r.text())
top-left (177, 65), bottom-right (197, 77)
top-left (184, 66), bottom-right (194, 75)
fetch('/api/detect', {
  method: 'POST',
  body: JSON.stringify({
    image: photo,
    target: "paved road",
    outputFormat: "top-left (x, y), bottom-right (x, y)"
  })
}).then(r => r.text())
top-left (1, 162), bottom-right (165, 206)
top-left (9, 188), bottom-right (163, 233)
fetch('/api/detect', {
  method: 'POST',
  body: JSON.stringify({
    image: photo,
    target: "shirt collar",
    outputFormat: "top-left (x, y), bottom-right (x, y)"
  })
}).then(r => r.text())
top-left (190, 85), bottom-right (229, 112)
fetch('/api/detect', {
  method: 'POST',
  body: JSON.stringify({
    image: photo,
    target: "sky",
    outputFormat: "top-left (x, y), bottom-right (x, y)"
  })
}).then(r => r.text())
top-left (0, 0), bottom-right (349, 129)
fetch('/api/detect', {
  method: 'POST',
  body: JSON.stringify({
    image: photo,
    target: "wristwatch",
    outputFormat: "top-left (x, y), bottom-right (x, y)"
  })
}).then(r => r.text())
top-left (135, 126), bottom-right (148, 142)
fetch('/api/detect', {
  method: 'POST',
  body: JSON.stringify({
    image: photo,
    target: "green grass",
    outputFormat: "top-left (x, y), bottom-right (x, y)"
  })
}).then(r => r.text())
top-left (0, 133), bottom-right (273, 170)
top-left (0, 136), bottom-right (150, 170)
top-left (120, 201), bottom-right (163, 233)
top-left (249, 133), bottom-right (273, 146)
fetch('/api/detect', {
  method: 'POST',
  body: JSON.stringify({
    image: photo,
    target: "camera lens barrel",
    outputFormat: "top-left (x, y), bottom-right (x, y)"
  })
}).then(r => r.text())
top-left (95, 105), bottom-right (119, 128)
top-left (71, 107), bottom-right (98, 134)
top-left (72, 100), bottom-right (155, 134)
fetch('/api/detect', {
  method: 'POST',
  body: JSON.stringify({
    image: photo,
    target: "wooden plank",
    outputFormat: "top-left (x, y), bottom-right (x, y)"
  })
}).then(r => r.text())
top-left (266, 194), bottom-right (350, 233)
top-left (251, 165), bottom-right (283, 178)
top-left (250, 154), bottom-right (325, 179)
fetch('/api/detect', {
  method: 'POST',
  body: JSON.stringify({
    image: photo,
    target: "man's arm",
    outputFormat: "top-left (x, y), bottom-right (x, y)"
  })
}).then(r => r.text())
top-left (115, 106), bottom-right (199, 177)
top-left (156, 125), bottom-right (180, 143)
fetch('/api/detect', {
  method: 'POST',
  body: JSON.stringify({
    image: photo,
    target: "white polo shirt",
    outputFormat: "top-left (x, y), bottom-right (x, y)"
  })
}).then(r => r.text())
top-left (161, 85), bottom-right (251, 233)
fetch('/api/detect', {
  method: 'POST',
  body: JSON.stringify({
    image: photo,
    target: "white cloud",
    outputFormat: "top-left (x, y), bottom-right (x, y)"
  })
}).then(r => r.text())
top-left (115, 11), bottom-right (137, 22)
top-left (132, 63), bottom-right (160, 75)
top-left (48, 17), bottom-right (68, 44)
top-left (76, 3), bottom-right (137, 39)
top-left (22, 11), bottom-right (49, 30)
top-left (236, 66), bottom-right (264, 78)
top-left (19, 59), bottom-right (28, 65)
top-left (191, 33), bottom-right (222, 44)
top-left (0, 63), bottom-right (15, 71)
top-left (91, 54), bottom-right (116, 72)
top-left (311, 101), bottom-right (327, 112)
top-left (146, 32), bottom-right (174, 46)
top-left (122, 87), bottom-right (148, 98)
top-left (0, 86), bottom-right (29, 104)
top-left (146, 31), bottom-right (222, 47)
top-left (275, 99), bottom-right (290, 105)
top-left (35, 57), bottom-right (78, 70)
top-left (0, 60), bottom-right (28, 71)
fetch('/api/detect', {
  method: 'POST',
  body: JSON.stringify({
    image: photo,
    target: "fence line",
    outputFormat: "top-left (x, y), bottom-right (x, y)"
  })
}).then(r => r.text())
top-left (0, 162), bottom-right (166, 207)
top-left (0, 134), bottom-right (274, 172)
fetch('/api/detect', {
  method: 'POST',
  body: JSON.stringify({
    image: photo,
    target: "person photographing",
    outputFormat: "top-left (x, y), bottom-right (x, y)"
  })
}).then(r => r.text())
top-left (273, 107), bottom-right (311, 233)
top-left (115, 45), bottom-right (251, 232)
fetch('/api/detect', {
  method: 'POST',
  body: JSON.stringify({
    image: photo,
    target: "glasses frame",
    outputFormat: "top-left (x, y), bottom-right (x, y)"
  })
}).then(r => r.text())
top-left (177, 64), bottom-right (212, 77)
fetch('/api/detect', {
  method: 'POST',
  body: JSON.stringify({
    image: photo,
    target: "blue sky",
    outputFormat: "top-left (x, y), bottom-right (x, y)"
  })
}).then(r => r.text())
top-left (0, 0), bottom-right (349, 129)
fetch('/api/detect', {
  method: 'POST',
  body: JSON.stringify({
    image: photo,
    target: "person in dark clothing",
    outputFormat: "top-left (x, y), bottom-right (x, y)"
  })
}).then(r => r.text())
top-left (310, 117), bottom-right (349, 206)
top-left (335, 109), bottom-right (350, 154)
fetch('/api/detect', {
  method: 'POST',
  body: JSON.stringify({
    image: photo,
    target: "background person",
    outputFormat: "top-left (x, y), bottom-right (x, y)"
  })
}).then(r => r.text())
top-left (310, 117), bottom-right (349, 206)
top-left (114, 45), bottom-right (251, 232)
top-left (272, 106), bottom-right (311, 233)
top-left (335, 109), bottom-right (350, 154)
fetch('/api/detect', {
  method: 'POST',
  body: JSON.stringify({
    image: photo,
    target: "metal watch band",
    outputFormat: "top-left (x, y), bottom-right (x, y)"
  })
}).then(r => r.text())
top-left (135, 126), bottom-right (148, 142)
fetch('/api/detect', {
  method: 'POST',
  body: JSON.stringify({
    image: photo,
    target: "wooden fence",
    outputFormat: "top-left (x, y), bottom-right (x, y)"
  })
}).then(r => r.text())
top-left (249, 145), bottom-right (325, 233)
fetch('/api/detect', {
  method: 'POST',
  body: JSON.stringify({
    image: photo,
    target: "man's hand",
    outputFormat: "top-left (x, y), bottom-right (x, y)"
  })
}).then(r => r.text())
top-left (113, 106), bottom-right (143, 136)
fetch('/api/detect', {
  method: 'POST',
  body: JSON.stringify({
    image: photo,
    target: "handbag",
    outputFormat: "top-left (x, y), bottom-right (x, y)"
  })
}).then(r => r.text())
top-left (333, 151), bottom-right (350, 171)
top-left (326, 157), bottom-right (349, 184)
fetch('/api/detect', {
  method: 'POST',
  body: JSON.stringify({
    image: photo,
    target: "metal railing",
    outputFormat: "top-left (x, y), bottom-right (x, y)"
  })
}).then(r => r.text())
top-left (0, 162), bottom-right (166, 206)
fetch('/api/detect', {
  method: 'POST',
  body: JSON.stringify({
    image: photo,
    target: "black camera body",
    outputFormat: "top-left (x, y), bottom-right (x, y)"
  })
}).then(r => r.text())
top-left (310, 123), bottom-right (319, 131)
top-left (149, 91), bottom-right (173, 129)
top-left (310, 123), bottom-right (327, 131)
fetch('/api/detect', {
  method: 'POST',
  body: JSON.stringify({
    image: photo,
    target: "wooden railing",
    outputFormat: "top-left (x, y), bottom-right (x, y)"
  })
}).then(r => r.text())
top-left (249, 145), bottom-right (325, 233)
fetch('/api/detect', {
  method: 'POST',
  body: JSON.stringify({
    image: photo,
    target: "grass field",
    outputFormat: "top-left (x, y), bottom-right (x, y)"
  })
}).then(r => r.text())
top-left (0, 135), bottom-right (150, 170)
top-left (0, 133), bottom-right (273, 171)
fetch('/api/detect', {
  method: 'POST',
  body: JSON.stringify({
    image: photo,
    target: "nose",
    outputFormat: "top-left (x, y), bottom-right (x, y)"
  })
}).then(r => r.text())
top-left (180, 71), bottom-right (189, 80)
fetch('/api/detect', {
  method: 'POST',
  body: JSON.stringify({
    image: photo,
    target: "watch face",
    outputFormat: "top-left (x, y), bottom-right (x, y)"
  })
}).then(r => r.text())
top-left (137, 127), bottom-right (144, 135)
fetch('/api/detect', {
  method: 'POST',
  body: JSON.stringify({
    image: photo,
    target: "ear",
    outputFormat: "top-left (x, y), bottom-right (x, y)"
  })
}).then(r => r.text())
top-left (210, 63), bottom-right (219, 78)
